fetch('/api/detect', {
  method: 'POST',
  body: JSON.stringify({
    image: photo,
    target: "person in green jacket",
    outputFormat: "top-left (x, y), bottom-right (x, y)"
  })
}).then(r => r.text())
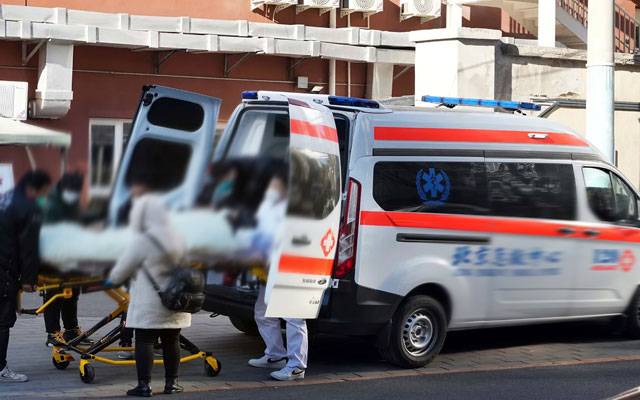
top-left (40, 172), bottom-right (92, 347)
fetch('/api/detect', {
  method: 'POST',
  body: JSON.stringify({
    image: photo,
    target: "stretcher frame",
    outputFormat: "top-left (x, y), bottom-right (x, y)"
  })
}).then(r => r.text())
top-left (21, 274), bottom-right (221, 384)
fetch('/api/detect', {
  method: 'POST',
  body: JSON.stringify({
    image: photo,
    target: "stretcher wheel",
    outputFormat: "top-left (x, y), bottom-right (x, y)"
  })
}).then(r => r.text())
top-left (52, 357), bottom-right (70, 370)
top-left (204, 358), bottom-right (221, 377)
top-left (80, 365), bottom-right (95, 384)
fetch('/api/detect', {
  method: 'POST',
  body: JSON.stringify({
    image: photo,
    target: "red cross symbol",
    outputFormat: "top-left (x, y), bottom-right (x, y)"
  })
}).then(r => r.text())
top-left (619, 250), bottom-right (635, 272)
top-left (320, 229), bottom-right (336, 257)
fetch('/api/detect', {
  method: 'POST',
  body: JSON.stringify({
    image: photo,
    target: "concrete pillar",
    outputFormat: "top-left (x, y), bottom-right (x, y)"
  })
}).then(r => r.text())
top-left (446, 3), bottom-right (463, 30)
top-left (367, 63), bottom-right (394, 100)
top-left (538, 0), bottom-right (556, 47)
top-left (31, 41), bottom-right (74, 119)
top-left (410, 28), bottom-right (503, 106)
top-left (586, 0), bottom-right (615, 162)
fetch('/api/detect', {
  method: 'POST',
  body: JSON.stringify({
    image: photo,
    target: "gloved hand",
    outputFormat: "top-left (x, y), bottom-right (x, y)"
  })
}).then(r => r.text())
top-left (102, 279), bottom-right (115, 289)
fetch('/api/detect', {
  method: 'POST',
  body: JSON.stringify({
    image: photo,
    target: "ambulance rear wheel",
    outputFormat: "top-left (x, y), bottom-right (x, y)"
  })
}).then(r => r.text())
top-left (624, 287), bottom-right (640, 339)
top-left (229, 316), bottom-right (259, 336)
top-left (380, 295), bottom-right (447, 369)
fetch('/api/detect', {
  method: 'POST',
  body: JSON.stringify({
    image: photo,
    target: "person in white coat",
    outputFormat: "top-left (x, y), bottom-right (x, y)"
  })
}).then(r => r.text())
top-left (107, 177), bottom-right (190, 397)
top-left (247, 171), bottom-right (308, 381)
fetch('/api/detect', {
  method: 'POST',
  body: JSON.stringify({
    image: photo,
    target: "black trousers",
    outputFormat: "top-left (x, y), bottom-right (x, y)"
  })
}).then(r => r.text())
top-left (0, 294), bottom-right (17, 371)
top-left (43, 288), bottom-right (79, 333)
top-left (135, 328), bottom-right (181, 384)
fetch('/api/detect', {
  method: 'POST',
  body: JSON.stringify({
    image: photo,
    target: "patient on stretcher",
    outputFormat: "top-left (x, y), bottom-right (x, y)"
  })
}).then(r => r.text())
top-left (39, 157), bottom-right (287, 276)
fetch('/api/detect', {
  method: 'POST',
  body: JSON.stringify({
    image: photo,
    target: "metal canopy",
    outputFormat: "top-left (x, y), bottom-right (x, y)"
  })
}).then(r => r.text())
top-left (0, 118), bottom-right (71, 147)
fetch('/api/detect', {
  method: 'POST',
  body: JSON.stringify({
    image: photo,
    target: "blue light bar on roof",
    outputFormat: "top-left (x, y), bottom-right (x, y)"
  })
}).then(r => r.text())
top-left (422, 95), bottom-right (541, 111)
top-left (328, 96), bottom-right (380, 109)
top-left (241, 91), bottom-right (258, 100)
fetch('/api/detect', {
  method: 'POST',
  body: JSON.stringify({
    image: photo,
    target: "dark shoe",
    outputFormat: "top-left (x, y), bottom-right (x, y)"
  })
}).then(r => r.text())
top-left (163, 382), bottom-right (183, 395)
top-left (63, 328), bottom-right (94, 345)
top-left (126, 382), bottom-right (152, 397)
top-left (46, 332), bottom-right (65, 348)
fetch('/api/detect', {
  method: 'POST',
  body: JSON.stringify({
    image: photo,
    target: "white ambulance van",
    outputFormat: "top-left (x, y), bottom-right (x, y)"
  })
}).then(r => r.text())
top-left (111, 86), bottom-right (640, 368)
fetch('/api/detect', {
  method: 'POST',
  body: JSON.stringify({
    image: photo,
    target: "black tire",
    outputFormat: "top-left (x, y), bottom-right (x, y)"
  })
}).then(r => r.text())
top-left (378, 295), bottom-right (447, 368)
top-left (80, 365), bottom-right (95, 384)
top-left (229, 316), bottom-right (259, 336)
top-left (52, 357), bottom-right (70, 370)
top-left (624, 288), bottom-right (640, 339)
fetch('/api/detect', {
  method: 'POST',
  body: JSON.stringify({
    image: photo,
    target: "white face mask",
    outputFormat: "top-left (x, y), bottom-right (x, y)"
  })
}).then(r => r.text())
top-left (61, 190), bottom-right (80, 204)
top-left (262, 188), bottom-right (285, 205)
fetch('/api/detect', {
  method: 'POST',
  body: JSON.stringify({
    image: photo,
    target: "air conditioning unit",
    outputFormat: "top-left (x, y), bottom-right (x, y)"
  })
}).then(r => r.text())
top-left (340, 0), bottom-right (383, 17)
top-left (400, 0), bottom-right (441, 22)
top-left (297, 0), bottom-right (340, 15)
top-left (0, 81), bottom-right (28, 120)
top-left (251, 0), bottom-right (298, 11)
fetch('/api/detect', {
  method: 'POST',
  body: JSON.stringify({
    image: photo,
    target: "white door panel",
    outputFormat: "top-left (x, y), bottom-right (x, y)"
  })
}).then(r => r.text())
top-left (265, 97), bottom-right (342, 319)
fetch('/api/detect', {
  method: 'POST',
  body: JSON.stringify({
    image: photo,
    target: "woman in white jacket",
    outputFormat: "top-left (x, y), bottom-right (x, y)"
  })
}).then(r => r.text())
top-left (107, 180), bottom-right (190, 397)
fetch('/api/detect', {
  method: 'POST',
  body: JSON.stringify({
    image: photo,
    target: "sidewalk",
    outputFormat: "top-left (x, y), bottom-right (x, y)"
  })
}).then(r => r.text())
top-left (3, 292), bottom-right (640, 399)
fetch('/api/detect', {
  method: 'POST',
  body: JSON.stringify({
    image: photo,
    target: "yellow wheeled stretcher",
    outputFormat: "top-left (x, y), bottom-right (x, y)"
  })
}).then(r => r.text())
top-left (20, 273), bottom-right (221, 384)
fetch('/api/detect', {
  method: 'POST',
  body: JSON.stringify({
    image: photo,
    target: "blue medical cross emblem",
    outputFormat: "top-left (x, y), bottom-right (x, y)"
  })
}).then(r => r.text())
top-left (416, 167), bottom-right (451, 207)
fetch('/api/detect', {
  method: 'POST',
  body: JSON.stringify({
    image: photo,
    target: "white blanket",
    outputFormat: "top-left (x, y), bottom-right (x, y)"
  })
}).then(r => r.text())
top-left (40, 209), bottom-right (243, 274)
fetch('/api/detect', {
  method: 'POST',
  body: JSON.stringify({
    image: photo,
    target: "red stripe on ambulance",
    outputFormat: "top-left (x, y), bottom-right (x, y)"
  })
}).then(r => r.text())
top-left (360, 211), bottom-right (640, 244)
top-left (278, 254), bottom-right (334, 276)
top-left (290, 119), bottom-right (338, 143)
top-left (373, 127), bottom-right (589, 147)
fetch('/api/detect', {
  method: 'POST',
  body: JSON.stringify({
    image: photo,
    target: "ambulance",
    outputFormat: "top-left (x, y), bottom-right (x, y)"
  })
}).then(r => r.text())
top-left (110, 86), bottom-right (640, 368)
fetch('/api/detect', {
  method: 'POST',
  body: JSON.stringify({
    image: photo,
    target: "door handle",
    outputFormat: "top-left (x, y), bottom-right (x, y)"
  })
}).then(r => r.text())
top-left (583, 229), bottom-right (600, 238)
top-left (557, 227), bottom-right (576, 235)
top-left (292, 235), bottom-right (311, 246)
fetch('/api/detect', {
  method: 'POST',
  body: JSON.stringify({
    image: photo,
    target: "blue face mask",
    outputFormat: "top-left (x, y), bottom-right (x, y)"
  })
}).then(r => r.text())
top-left (211, 179), bottom-right (234, 207)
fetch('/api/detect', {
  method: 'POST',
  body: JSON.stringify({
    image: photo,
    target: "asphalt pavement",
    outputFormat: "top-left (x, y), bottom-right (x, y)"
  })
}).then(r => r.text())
top-left (148, 360), bottom-right (640, 400)
top-left (4, 291), bottom-right (640, 399)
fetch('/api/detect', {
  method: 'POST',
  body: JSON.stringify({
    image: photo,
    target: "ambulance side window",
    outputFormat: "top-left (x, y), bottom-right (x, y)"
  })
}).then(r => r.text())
top-left (373, 162), bottom-right (489, 215)
top-left (487, 162), bottom-right (576, 220)
top-left (583, 167), bottom-right (639, 223)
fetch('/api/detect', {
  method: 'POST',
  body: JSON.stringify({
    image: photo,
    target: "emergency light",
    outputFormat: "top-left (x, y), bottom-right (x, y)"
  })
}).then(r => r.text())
top-left (327, 96), bottom-right (380, 109)
top-left (241, 91), bottom-right (381, 109)
top-left (241, 91), bottom-right (259, 100)
top-left (422, 95), bottom-right (542, 111)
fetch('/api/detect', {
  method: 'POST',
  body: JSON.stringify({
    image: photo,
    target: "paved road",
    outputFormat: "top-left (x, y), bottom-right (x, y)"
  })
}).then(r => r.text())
top-left (3, 291), bottom-right (640, 399)
top-left (160, 360), bottom-right (640, 400)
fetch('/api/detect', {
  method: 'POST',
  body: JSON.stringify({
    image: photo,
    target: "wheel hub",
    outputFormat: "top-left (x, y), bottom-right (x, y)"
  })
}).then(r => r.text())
top-left (402, 311), bottom-right (435, 357)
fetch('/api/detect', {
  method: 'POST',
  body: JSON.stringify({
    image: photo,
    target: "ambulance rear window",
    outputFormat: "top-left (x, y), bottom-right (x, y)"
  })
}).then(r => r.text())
top-left (373, 161), bottom-right (576, 221)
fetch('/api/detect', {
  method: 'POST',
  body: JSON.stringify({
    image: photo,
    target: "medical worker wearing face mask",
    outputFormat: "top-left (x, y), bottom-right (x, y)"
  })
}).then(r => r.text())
top-left (247, 167), bottom-right (308, 382)
top-left (40, 172), bottom-right (92, 347)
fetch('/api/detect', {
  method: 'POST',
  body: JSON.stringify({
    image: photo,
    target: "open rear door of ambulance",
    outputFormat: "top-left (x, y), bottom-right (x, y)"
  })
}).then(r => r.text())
top-left (108, 85), bottom-right (220, 225)
top-left (265, 98), bottom-right (342, 319)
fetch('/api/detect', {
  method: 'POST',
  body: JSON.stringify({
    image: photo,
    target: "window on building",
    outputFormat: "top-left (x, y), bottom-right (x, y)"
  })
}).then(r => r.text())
top-left (373, 161), bottom-right (576, 221)
top-left (89, 119), bottom-right (133, 197)
top-left (584, 167), bottom-right (639, 222)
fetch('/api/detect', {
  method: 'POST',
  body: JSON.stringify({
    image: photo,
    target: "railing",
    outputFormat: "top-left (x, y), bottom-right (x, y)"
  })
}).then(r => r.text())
top-left (615, 4), bottom-right (639, 54)
top-left (557, 0), bottom-right (588, 28)
top-left (557, 0), bottom-right (639, 54)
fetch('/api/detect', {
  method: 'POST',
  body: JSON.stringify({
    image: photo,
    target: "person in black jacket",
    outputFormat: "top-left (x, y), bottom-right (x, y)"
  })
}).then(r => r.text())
top-left (0, 169), bottom-right (51, 383)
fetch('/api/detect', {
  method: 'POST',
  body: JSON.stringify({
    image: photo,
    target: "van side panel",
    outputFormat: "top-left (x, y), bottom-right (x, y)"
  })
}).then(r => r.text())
top-left (353, 155), bottom-right (491, 329)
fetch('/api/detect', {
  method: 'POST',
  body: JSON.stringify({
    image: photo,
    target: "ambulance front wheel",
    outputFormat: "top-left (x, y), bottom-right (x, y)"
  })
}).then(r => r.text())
top-left (379, 295), bottom-right (447, 369)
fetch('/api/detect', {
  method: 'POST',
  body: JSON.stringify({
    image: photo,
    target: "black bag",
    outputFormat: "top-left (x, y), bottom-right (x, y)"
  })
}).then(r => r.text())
top-left (143, 234), bottom-right (205, 314)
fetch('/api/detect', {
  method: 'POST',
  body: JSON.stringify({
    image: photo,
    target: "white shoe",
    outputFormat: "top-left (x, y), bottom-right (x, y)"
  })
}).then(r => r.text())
top-left (0, 366), bottom-right (28, 383)
top-left (248, 355), bottom-right (287, 369)
top-left (270, 366), bottom-right (305, 381)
